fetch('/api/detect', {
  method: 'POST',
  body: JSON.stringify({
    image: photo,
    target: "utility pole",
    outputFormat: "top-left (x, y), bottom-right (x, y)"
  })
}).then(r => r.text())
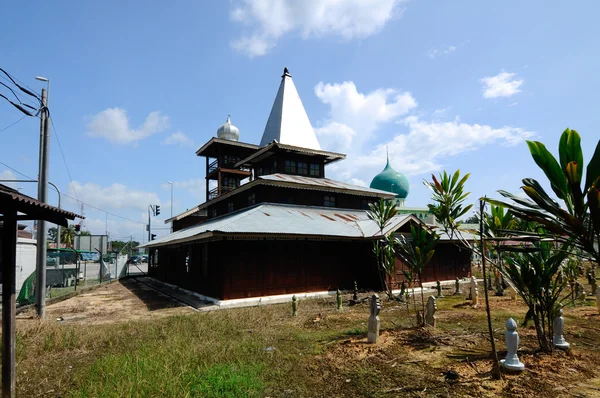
top-left (35, 87), bottom-right (49, 319)
top-left (147, 205), bottom-right (151, 243)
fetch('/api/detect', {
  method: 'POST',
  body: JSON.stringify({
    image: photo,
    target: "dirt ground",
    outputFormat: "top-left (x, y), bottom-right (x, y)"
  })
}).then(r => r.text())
top-left (13, 280), bottom-right (600, 397)
top-left (17, 278), bottom-right (196, 325)
top-left (299, 294), bottom-right (600, 398)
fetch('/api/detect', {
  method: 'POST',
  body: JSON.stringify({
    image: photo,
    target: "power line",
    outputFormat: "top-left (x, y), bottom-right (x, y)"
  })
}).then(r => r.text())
top-left (0, 115), bottom-right (26, 133)
top-left (0, 161), bottom-right (146, 225)
top-left (49, 118), bottom-right (79, 202)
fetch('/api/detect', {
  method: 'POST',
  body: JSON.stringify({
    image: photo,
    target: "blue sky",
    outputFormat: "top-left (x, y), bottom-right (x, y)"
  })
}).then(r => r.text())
top-left (1, 0), bottom-right (598, 242)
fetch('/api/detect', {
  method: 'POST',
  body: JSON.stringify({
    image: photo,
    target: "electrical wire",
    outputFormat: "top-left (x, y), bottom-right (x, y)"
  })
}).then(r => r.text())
top-left (0, 67), bottom-right (41, 101)
top-left (0, 161), bottom-right (147, 225)
top-left (0, 115), bottom-right (26, 133)
top-left (49, 117), bottom-right (79, 202)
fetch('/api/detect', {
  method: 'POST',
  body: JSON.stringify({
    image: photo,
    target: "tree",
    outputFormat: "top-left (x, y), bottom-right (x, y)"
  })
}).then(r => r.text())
top-left (48, 227), bottom-right (58, 242)
top-left (110, 240), bottom-right (140, 253)
top-left (61, 225), bottom-right (76, 248)
top-left (367, 199), bottom-right (399, 299)
top-left (79, 230), bottom-right (91, 236)
top-left (396, 223), bottom-right (439, 325)
top-left (463, 214), bottom-right (480, 224)
top-left (502, 240), bottom-right (570, 352)
top-left (424, 170), bottom-right (501, 379)
top-left (487, 128), bottom-right (600, 269)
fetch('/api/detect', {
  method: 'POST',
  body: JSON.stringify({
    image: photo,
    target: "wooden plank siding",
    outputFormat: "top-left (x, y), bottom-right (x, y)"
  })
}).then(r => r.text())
top-left (149, 239), bottom-right (380, 300)
top-left (388, 242), bottom-right (471, 289)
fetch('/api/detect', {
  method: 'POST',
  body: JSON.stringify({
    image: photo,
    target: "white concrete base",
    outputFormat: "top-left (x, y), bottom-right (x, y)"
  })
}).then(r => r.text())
top-left (553, 340), bottom-right (570, 350)
top-left (500, 359), bottom-right (525, 372)
top-left (213, 290), bottom-right (337, 309)
top-left (142, 277), bottom-right (337, 310)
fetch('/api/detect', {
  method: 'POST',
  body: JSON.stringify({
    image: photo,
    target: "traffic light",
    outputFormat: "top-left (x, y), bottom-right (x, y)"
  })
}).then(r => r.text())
top-left (155, 205), bottom-right (160, 216)
top-left (151, 234), bottom-right (157, 240)
top-left (75, 224), bottom-right (81, 232)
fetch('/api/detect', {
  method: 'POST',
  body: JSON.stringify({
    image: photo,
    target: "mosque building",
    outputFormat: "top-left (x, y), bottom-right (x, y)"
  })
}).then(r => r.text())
top-left (142, 68), bottom-right (470, 303)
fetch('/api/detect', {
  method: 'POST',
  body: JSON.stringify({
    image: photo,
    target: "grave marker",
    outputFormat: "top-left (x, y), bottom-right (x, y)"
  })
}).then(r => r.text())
top-left (425, 296), bottom-right (437, 327)
top-left (367, 294), bottom-right (381, 344)
top-left (500, 318), bottom-right (525, 372)
top-left (552, 308), bottom-right (570, 350)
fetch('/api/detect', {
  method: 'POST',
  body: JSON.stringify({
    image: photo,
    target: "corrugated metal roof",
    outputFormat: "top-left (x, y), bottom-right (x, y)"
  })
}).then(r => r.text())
top-left (234, 142), bottom-right (346, 168)
top-left (195, 137), bottom-right (259, 157)
top-left (164, 207), bottom-right (206, 223)
top-left (194, 173), bottom-right (396, 211)
top-left (141, 203), bottom-right (417, 248)
top-left (0, 184), bottom-right (81, 220)
top-left (258, 174), bottom-right (396, 196)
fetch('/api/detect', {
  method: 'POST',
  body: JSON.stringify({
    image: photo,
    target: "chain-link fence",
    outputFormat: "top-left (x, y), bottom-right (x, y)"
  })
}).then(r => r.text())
top-left (16, 249), bottom-right (131, 306)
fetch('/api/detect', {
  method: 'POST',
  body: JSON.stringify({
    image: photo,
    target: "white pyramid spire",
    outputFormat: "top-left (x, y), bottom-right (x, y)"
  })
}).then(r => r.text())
top-left (259, 68), bottom-right (321, 150)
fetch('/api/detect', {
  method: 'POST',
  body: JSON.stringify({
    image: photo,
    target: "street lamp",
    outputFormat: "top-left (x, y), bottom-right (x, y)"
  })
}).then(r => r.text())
top-left (35, 76), bottom-right (50, 100)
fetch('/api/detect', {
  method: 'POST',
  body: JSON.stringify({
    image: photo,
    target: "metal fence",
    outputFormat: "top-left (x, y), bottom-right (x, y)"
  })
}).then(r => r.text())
top-left (16, 249), bottom-right (131, 306)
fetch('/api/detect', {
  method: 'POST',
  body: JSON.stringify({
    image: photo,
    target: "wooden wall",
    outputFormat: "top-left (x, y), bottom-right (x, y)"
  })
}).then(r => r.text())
top-left (389, 242), bottom-right (471, 289)
top-left (149, 238), bottom-right (380, 300)
top-left (206, 186), bottom-right (373, 220)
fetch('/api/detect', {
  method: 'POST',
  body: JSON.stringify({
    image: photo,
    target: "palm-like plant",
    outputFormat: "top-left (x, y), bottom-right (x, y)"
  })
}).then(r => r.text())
top-left (482, 205), bottom-right (520, 291)
top-left (396, 223), bottom-right (439, 325)
top-left (502, 240), bottom-right (570, 352)
top-left (487, 128), bottom-right (600, 268)
top-left (425, 170), bottom-right (473, 242)
top-left (367, 199), bottom-right (399, 299)
top-left (61, 225), bottom-right (76, 248)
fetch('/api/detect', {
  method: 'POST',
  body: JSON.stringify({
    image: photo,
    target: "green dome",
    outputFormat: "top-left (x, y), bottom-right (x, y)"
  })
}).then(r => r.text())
top-left (369, 158), bottom-right (409, 199)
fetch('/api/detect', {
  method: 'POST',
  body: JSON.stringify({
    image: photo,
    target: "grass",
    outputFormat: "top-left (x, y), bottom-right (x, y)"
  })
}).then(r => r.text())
top-left (11, 283), bottom-right (600, 397)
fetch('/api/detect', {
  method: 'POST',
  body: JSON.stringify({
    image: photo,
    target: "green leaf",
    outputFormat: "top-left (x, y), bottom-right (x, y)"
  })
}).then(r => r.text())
top-left (559, 128), bottom-right (584, 183)
top-left (585, 140), bottom-right (600, 192)
top-left (526, 140), bottom-right (568, 199)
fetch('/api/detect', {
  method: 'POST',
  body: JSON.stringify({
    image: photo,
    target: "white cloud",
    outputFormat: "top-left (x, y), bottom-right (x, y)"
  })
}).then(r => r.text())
top-left (67, 182), bottom-right (160, 213)
top-left (0, 170), bottom-right (17, 188)
top-left (480, 72), bottom-right (524, 99)
top-left (355, 116), bottom-right (534, 175)
top-left (162, 178), bottom-right (206, 202)
top-left (230, 0), bottom-right (405, 56)
top-left (427, 45), bottom-right (456, 59)
top-left (311, 80), bottom-right (534, 191)
top-left (162, 131), bottom-right (194, 148)
top-left (314, 81), bottom-right (416, 150)
top-left (87, 108), bottom-right (169, 145)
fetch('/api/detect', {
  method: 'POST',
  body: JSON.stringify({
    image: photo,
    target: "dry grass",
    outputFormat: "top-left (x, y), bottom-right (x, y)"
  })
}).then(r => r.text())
top-left (9, 281), bottom-right (600, 397)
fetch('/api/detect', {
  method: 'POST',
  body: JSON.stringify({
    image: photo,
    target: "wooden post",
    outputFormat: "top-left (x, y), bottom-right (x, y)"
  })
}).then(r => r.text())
top-left (205, 156), bottom-right (209, 201)
top-left (2, 209), bottom-right (17, 397)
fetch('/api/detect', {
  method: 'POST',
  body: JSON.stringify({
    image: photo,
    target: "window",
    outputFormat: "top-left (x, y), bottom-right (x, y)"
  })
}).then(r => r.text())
top-left (309, 163), bottom-right (320, 177)
top-left (284, 160), bottom-right (296, 174)
top-left (248, 193), bottom-right (256, 206)
top-left (222, 176), bottom-right (238, 189)
top-left (211, 209), bottom-right (217, 218)
top-left (227, 202), bottom-right (234, 212)
top-left (297, 162), bottom-right (308, 175)
top-left (324, 195), bottom-right (336, 207)
top-left (361, 199), bottom-right (370, 210)
top-left (222, 155), bottom-right (239, 167)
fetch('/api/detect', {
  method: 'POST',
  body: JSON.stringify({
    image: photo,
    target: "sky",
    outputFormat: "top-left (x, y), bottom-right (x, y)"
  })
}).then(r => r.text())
top-left (1, 0), bottom-right (599, 243)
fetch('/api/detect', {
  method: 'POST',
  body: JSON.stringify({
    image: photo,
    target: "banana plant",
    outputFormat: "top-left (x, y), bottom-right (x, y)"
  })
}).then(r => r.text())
top-left (396, 223), bottom-right (439, 325)
top-left (487, 128), bottom-right (600, 268)
top-left (368, 199), bottom-right (399, 299)
top-left (502, 240), bottom-right (570, 352)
